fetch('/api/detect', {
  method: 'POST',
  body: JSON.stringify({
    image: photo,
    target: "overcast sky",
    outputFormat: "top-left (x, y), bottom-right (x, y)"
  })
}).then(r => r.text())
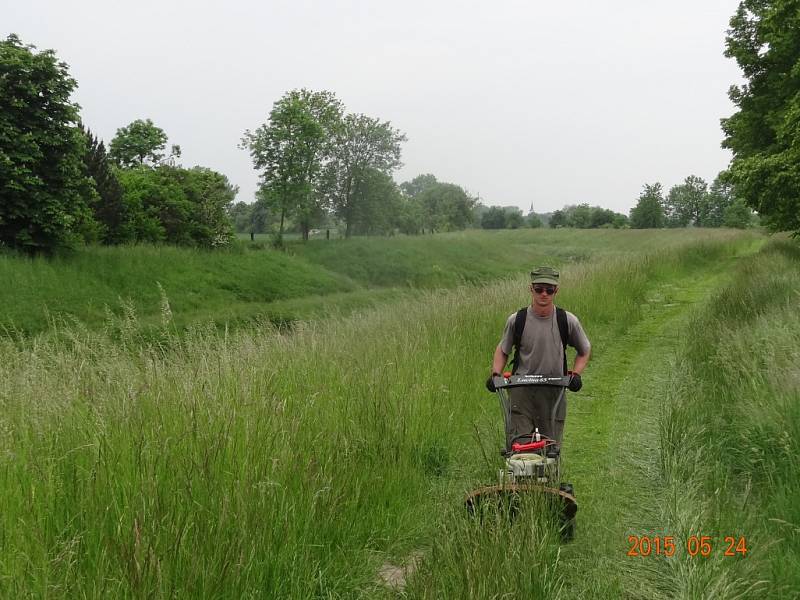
top-left (5, 0), bottom-right (744, 213)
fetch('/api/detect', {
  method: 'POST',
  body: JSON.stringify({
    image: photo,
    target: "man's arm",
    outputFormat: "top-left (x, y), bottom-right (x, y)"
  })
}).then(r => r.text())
top-left (492, 344), bottom-right (508, 375)
top-left (571, 348), bottom-right (591, 375)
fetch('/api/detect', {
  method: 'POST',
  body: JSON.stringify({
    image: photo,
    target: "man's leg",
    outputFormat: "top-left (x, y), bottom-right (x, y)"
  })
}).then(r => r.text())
top-left (530, 388), bottom-right (567, 445)
top-left (506, 387), bottom-right (537, 449)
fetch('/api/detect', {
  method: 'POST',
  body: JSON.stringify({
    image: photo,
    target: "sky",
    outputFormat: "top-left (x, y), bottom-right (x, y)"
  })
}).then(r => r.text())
top-left (4, 0), bottom-right (744, 214)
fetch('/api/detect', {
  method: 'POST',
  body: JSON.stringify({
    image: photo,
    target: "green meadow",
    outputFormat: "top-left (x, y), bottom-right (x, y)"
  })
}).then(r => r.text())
top-left (1, 228), bottom-right (797, 598)
top-left (1, 228), bottom-right (750, 336)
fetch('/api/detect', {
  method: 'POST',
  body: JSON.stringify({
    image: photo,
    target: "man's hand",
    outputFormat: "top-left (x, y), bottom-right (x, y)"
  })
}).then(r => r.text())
top-left (568, 372), bottom-right (582, 392)
top-left (486, 373), bottom-right (499, 393)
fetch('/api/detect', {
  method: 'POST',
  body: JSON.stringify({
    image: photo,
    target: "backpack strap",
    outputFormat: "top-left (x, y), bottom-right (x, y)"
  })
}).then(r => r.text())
top-left (556, 307), bottom-right (569, 375)
top-left (510, 307), bottom-right (527, 374)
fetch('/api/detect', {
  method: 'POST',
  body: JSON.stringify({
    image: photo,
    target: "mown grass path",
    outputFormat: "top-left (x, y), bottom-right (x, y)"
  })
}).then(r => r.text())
top-left (558, 258), bottom-right (746, 598)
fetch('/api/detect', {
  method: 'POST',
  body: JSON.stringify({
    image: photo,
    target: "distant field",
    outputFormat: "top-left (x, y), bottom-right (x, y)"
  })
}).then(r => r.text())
top-left (0, 228), bottom-right (757, 337)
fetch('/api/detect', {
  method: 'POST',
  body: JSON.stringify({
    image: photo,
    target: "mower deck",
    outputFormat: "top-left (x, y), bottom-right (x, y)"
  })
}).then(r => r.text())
top-left (464, 483), bottom-right (577, 521)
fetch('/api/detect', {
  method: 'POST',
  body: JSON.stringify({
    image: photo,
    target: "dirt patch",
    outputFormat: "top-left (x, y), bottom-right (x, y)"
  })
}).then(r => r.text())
top-left (377, 550), bottom-right (423, 591)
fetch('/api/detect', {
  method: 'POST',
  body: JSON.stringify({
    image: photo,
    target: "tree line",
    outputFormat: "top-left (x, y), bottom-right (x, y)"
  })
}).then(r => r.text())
top-left (228, 171), bottom-right (480, 239)
top-left (628, 175), bottom-right (753, 229)
top-left (0, 35), bottom-right (237, 253)
top-left (5, 0), bottom-right (800, 255)
top-left (0, 35), bottom-right (481, 251)
top-left (237, 92), bottom-right (480, 242)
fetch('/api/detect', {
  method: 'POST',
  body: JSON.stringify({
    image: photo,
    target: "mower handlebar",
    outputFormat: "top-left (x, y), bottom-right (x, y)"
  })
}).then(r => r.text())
top-left (491, 374), bottom-right (571, 389)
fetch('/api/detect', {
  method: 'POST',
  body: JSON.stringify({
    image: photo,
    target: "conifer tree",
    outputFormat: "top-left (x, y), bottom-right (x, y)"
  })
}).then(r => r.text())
top-left (81, 126), bottom-right (129, 243)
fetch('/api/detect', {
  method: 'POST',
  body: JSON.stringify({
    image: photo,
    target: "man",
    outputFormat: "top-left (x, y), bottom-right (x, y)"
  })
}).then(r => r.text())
top-left (487, 266), bottom-right (591, 450)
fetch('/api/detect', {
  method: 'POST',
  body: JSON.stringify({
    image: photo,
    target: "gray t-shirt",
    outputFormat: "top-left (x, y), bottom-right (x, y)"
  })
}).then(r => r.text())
top-left (499, 307), bottom-right (591, 376)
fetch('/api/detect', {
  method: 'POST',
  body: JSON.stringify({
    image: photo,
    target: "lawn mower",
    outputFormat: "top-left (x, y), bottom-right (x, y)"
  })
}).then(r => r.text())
top-left (465, 373), bottom-right (577, 539)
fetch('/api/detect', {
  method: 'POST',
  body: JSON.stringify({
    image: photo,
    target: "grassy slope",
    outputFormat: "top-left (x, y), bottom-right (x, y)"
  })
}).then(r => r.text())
top-left (1, 229), bottom-right (743, 336)
top-left (288, 228), bottom-right (751, 288)
top-left (0, 245), bottom-right (357, 334)
top-left (0, 231), bottom-right (766, 598)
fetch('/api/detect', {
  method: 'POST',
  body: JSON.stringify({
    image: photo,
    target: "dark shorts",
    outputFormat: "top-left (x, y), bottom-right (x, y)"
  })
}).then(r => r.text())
top-left (506, 386), bottom-right (567, 448)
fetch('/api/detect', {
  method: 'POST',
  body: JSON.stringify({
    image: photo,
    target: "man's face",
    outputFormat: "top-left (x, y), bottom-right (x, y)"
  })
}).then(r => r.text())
top-left (530, 283), bottom-right (558, 308)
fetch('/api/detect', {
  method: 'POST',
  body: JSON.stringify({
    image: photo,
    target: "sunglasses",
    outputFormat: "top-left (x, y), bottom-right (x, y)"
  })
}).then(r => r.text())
top-left (532, 285), bottom-right (557, 295)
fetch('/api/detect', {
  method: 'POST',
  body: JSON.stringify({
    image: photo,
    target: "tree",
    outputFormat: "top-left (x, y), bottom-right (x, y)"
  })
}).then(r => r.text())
top-left (109, 119), bottom-right (176, 168)
top-left (182, 167), bottom-right (237, 245)
top-left (481, 206), bottom-right (507, 229)
top-left (116, 165), bottom-right (236, 246)
top-left (228, 201), bottom-right (270, 235)
top-left (549, 210), bottom-right (567, 228)
top-left (400, 173), bottom-right (437, 198)
top-left (526, 205), bottom-right (544, 228)
top-left (81, 126), bottom-right (129, 243)
top-left (589, 207), bottom-right (617, 228)
top-left (250, 202), bottom-right (269, 235)
top-left (228, 201), bottom-right (253, 233)
top-left (630, 183), bottom-right (666, 229)
top-left (722, 0), bottom-right (800, 234)
top-left (323, 113), bottom-right (406, 237)
top-left (0, 35), bottom-right (98, 252)
top-left (664, 175), bottom-right (708, 227)
top-left (724, 198), bottom-right (753, 228)
top-left (565, 204), bottom-right (593, 228)
top-left (417, 182), bottom-right (476, 232)
top-left (700, 175), bottom-right (736, 227)
top-left (396, 196), bottom-right (425, 235)
top-left (347, 168), bottom-right (403, 235)
top-left (611, 213), bottom-right (630, 228)
top-left (546, 204), bottom-right (628, 229)
top-left (241, 89), bottom-right (343, 242)
top-left (505, 209), bottom-right (524, 229)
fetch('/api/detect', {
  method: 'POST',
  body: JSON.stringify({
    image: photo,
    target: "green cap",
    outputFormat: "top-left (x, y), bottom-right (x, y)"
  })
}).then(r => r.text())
top-left (530, 266), bottom-right (560, 285)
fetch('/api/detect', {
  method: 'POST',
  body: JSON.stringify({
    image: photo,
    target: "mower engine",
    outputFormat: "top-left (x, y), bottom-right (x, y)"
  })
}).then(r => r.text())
top-left (504, 451), bottom-right (558, 484)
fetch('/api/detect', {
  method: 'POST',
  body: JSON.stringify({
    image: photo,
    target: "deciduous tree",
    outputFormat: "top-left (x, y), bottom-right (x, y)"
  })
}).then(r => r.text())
top-left (417, 182), bottom-right (476, 232)
top-left (724, 198), bottom-right (754, 228)
top-left (549, 210), bottom-right (566, 228)
top-left (664, 176), bottom-right (708, 227)
top-left (109, 119), bottom-right (175, 168)
top-left (528, 213), bottom-right (543, 228)
top-left (505, 209), bottom-right (524, 229)
top-left (630, 183), bottom-right (666, 229)
top-left (347, 168), bottom-right (403, 235)
top-left (183, 167), bottom-right (237, 245)
top-left (323, 113), bottom-right (406, 237)
top-left (116, 165), bottom-right (236, 246)
top-left (396, 197), bottom-right (425, 235)
top-left (241, 89), bottom-right (343, 242)
top-left (481, 206), bottom-right (507, 229)
top-left (0, 34), bottom-right (97, 252)
top-left (722, 0), bottom-right (800, 234)
top-left (700, 175), bottom-right (736, 227)
top-left (400, 173), bottom-right (437, 198)
top-left (566, 204), bottom-right (593, 228)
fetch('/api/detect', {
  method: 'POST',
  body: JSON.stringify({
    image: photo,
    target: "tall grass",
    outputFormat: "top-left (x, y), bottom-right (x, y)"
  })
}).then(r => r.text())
top-left (286, 228), bottom-right (714, 288)
top-left (652, 238), bottom-right (800, 597)
top-left (0, 232), bottom-right (757, 597)
top-left (0, 244), bottom-right (357, 335)
top-left (0, 228), bottom-right (748, 337)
